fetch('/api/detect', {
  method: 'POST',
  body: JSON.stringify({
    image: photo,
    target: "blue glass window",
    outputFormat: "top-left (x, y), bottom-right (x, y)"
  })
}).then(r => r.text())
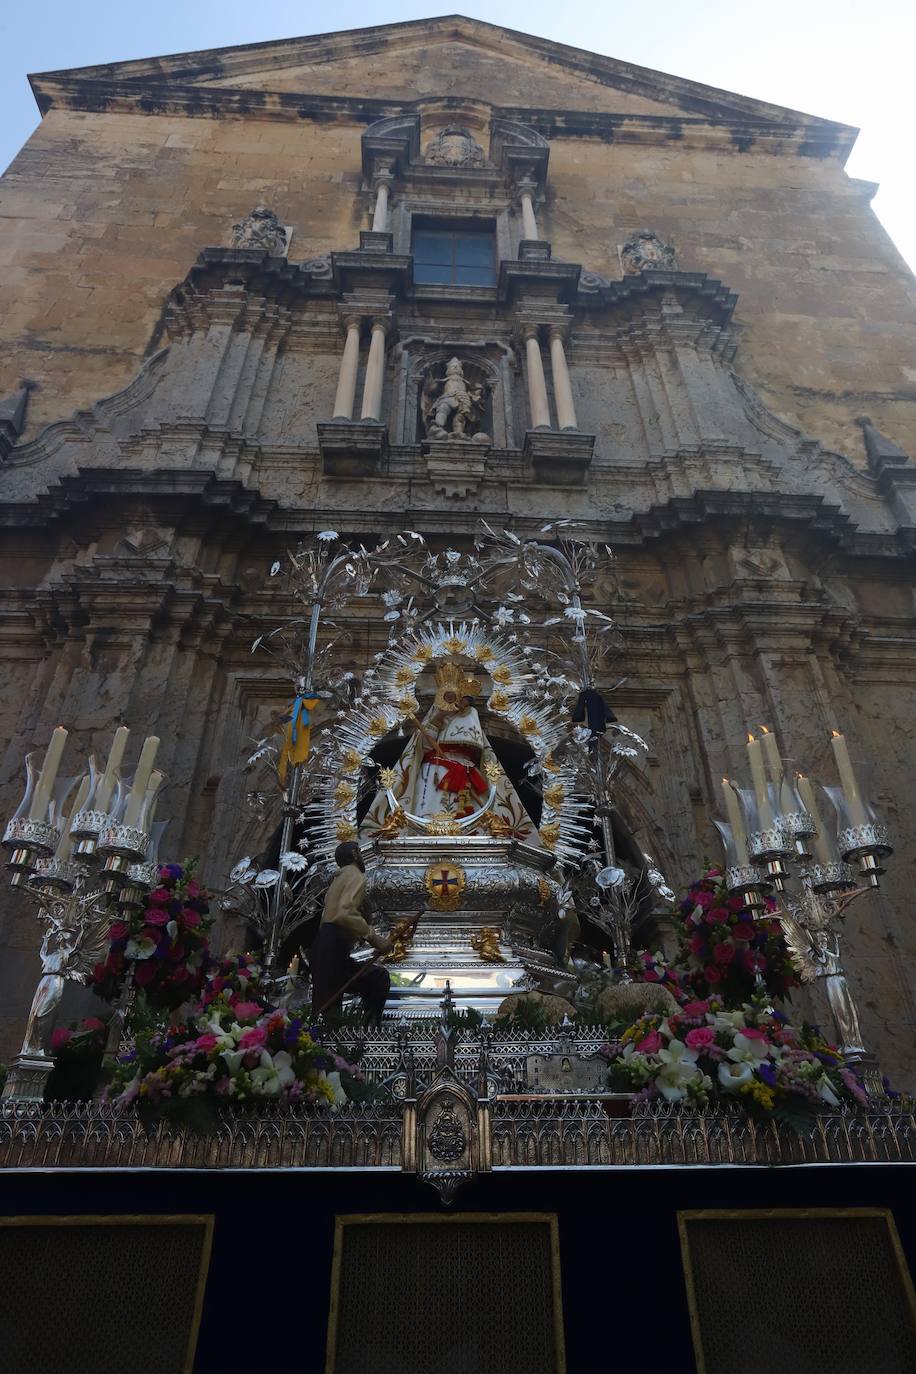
top-left (412, 225), bottom-right (496, 287)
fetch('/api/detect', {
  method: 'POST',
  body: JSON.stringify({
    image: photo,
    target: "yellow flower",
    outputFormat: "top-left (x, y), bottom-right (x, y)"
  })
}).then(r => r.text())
top-left (412, 644), bottom-right (433, 663)
top-left (368, 715), bottom-right (391, 737)
top-left (740, 1080), bottom-right (775, 1111)
top-left (488, 689), bottom-right (510, 713)
top-left (491, 664), bottom-right (513, 685)
top-left (518, 714), bottom-right (540, 737)
top-left (395, 665), bottom-right (418, 687)
top-left (474, 644), bottom-right (496, 664)
top-left (379, 767), bottom-right (398, 789)
top-left (443, 636), bottom-right (467, 655)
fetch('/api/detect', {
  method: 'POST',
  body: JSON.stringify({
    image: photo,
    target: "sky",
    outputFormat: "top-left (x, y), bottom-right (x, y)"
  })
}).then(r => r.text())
top-left (0, 0), bottom-right (914, 271)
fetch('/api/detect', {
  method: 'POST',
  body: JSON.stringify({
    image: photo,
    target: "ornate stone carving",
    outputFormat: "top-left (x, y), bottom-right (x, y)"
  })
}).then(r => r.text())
top-left (421, 357), bottom-right (490, 441)
top-left (303, 253), bottom-right (332, 279)
top-left (578, 270), bottom-right (611, 293)
top-left (423, 125), bottom-right (487, 168)
top-left (230, 205), bottom-right (290, 256)
top-left (620, 229), bottom-right (679, 275)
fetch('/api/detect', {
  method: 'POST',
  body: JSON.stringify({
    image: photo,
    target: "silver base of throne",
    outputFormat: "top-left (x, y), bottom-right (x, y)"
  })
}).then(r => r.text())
top-left (364, 835), bottom-right (555, 1017)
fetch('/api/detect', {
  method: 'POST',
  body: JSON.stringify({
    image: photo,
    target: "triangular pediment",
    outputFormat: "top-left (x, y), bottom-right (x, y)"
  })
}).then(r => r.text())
top-left (30, 15), bottom-right (856, 145)
top-left (193, 37), bottom-right (683, 117)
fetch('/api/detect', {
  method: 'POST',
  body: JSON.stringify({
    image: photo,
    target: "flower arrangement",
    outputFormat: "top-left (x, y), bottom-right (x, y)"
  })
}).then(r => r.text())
top-left (672, 868), bottom-right (799, 1004)
top-left (91, 861), bottom-right (212, 1011)
top-left (109, 995), bottom-right (364, 1124)
top-left (603, 996), bottom-right (867, 1128)
top-left (45, 1016), bottom-right (110, 1101)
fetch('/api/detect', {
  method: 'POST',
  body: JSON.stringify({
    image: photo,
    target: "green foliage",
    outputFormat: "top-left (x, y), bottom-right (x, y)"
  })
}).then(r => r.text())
top-left (494, 999), bottom-right (551, 1034)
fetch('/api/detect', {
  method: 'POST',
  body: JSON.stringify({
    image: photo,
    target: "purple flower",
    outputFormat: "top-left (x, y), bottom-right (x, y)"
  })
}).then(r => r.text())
top-left (758, 1062), bottom-right (777, 1087)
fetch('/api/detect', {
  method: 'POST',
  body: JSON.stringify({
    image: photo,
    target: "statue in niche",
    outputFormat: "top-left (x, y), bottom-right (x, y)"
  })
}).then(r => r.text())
top-left (620, 230), bottom-right (679, 275)
top-left (231, 205), bottom-right (289, 256)
top-left (361, 662), bottom-right (540, 843)
top-left (421, 358), bottom-right (490, 442)
top-left (423, 125), bottom-right (487, 168)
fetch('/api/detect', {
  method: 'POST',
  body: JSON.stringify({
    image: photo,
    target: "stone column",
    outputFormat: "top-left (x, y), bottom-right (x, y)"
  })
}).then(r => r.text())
top-left (332, 315), bottom-right (362, 420)
top-left (371, 167), bottom-right (394, 234)
top-left (521, 324), bottom-right (551, 430)
top-left (518, 178), bottom-right (539, 241)
top-left (548, 325), bottom-right (578, 431)
top-left (360, 318), bottom-right (389, 422)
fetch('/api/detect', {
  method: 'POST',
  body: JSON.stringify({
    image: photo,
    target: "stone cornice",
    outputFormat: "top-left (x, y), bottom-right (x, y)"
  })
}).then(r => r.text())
top-left (28, 15), bottom-right (857, 160)
top-left (27, 76), bottom-right (856, 160)
top-left (2, 464), bottom-right (914, 565)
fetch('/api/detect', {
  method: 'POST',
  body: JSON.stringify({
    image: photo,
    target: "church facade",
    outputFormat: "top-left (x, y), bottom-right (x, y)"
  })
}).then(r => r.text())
top-left (1, 20), bottom-right (916, 1368)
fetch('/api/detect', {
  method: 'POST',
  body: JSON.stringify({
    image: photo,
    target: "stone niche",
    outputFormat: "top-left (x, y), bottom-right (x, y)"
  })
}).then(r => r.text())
top-left (397, 343), bottom-right (516, 448)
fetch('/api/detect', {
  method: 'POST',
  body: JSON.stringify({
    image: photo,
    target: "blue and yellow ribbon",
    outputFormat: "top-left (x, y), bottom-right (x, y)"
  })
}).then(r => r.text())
top-left (278, 695), bottom-right (320, 782)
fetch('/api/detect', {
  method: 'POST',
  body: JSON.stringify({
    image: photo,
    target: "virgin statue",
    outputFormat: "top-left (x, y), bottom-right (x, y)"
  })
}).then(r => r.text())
top-left (361, 662), bottom-right (541, 843)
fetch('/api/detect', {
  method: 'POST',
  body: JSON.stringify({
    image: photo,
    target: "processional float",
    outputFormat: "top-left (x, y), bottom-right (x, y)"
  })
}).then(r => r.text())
top-left (1, 522), bottom-right (894, 1098)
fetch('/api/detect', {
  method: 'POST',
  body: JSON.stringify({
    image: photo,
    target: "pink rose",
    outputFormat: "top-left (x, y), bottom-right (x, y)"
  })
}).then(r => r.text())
top-left (707, 907), bottom-right (730, 924)
top-left (83, 1017), bottom-right (106, 1033)
top-left (148, 887), bottom-right (171, 906)
top-left (134, 960), bottom-right (158, 986)
top-left (689, 934), bottom-right (706, 956)
top-left (238, 1025), bottom-right (267, 1050)
top-left (713, 940), bottom-right (736, 965)
top-left (743, 949), bottom-right (766, 974)
top-left (732, 922), bottom-right (755, 941)
top-left (232, 1000), bottom-right (262, 1021)
top-left (185, 880), bottom-right (201, 899)
top-left (50, 1027), bottom-right (72, 1051)
top-left (194, 1033), bottom-right (218, 1053)
top-left (182, 910), bottom-right (201, 927)
top-left (695, 892), bottom-right (715, 909)
top-left (682, 1000), bottom-right (709, 1018)
top-left (642, 968), bottom-right (660, 982)
top-left (637, 1030), bottom-right (662, 1054)
top-left (726, 895), bottom-right (746, 913)
top-left (108, 921), bottom-right (129, 942)
top-left (144, 909), bottom-right (171, 926)
top-left (685, 1027), bottom-right (716, 1051)
top-left (704, 964), bottom-right (723, 985)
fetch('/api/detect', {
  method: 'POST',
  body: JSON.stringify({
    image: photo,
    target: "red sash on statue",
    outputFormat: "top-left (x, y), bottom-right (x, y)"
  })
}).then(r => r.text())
top-left (423, 744), bottom-right (486, 797)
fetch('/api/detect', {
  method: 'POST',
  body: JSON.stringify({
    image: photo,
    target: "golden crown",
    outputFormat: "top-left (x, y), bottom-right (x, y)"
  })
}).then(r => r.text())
top-left (433, 660), bottom-right (479, 711)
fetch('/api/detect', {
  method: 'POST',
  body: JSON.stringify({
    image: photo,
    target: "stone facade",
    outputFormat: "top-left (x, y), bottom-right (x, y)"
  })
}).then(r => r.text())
top-left (1, 18), bottom-right (915, 1082)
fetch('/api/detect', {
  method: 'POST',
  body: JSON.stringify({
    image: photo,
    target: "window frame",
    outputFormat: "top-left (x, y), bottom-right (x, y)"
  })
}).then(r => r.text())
top-left (411, 220), bottom-right (498, 288)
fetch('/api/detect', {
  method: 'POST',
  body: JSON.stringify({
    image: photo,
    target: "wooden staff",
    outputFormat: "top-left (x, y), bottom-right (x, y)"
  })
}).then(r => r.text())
top-left (314, 910), bottom-right (424, 1017)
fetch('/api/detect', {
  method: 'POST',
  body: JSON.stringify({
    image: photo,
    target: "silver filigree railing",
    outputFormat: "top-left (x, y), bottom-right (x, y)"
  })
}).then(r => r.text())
top-left (2, 1099), bottom-right (913, 1172)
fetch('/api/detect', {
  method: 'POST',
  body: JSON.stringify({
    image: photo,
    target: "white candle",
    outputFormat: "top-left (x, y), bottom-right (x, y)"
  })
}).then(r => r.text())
top-left (123, 736), bottom-right (160, 828)
top-left (721, 778), bottom-right (749, 864)
top-left (28, 726), bottom-right (68, 821)
top-left (830, 730), bottom-right (868, 827)
top-left (746, 733), bottom-right (774, 829)
top-left (95, 726), bottom-right (129, 816)
top-left (55, 771), bottom-right (92, 861)
top-left (759, 726), bottom-right (784, 789)
top-left (796, 772), bottom-right (832, 866)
